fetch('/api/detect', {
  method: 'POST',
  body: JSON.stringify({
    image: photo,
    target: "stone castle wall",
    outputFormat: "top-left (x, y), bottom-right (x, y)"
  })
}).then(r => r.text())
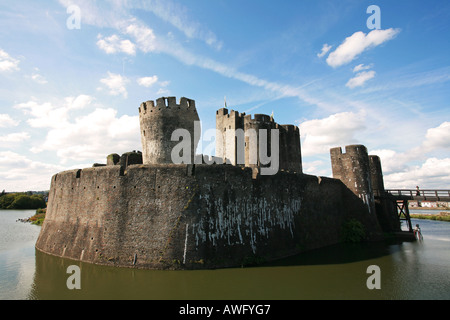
top-left (35, 164), bottom-right (382, 270)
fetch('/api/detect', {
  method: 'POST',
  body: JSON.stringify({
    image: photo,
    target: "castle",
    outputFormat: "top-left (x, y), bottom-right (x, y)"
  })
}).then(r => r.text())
top-left (35, 96), bottom-right (401, 270)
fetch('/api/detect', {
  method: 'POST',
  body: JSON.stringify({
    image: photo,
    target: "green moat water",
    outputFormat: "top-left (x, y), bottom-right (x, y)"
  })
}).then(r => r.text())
top-left (1, 209), bottom-right (450, 300)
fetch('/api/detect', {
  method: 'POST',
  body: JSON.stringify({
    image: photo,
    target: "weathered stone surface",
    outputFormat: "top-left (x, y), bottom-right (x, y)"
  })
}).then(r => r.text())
top-left (35, 164), bottom-right (382, 270)
top-left (107, 153), bottom-right (120, 166)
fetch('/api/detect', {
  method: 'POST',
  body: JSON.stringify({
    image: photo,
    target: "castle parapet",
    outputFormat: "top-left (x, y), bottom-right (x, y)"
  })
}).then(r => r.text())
top-left (139, 97), bottom-right (196, 114)
top-left (280, 124), bottom-right (299, 133)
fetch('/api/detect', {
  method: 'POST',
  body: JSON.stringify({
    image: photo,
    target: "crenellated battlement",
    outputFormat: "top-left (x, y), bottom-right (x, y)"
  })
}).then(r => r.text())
top-left (216, 108), bottom-right (246, 119)
top-left (139, 97), bottom-right (196, 115)
top-left (243, 113), bottom-right (274, 123)
top-left (279, 124), bottom-right (299, 133)
top-left (331, 144), bottom-right (368, 157)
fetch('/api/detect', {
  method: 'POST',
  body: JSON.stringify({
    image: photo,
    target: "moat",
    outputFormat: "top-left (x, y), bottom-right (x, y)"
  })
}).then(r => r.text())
top-left (1, 209), bottom-right (450, 300)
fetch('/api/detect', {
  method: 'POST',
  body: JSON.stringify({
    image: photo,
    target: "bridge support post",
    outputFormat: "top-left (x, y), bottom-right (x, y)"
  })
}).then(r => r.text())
top-left (396, 199), bottom-right (413, 232)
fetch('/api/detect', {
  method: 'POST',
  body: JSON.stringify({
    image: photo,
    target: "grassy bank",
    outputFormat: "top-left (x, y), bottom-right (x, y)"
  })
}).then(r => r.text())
top-left (22, 208), bottom-right (46, 225)
top-left (410, 212), bottom-right (450, 222)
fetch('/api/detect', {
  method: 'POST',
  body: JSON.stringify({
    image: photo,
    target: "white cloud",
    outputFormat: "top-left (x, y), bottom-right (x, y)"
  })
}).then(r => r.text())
top-left (383, 158), bottom-right (450, 189)
top-left (15, 100), bottom-right (66, 128)
top-left (125, 0), bottom-right (223, 50)
top-left (39, 108), bottom-right (140, 163)
top-left (302, 160), bottom-right (329, 176)
top-left (0, 49), bottom-right (20, 72)
top-left (369, 148), bottom-right (410, 174)
top-left (14, 95), bottom-right (93, 129)
top-left (58, 0), bottom-right (124, 28)
top-left (157, 88), bottom-right (170, 95)
top-left (12, 93), bottom-right (139, 163)
top-left (0, 151), bottom-right (64, 191)
top-left (0, 132), bottom-right (30, 147)
top-left (30, 73), bottom-right (48, 84)
top-left (346, 70), bottom-right (376, 89)
top-left (2, 132), bottom-right (30, 142)
top-left (65, 94), bottom-right (93, 110)
top-left (353, 63), bottom-right (373, 73)
top-left (125, 22), bottom-right (157, 53)
top-left (423, 121), bottom-right (450, 150)
top-left (137, 76), bottom-right (158, 87)
top-left (97, 34), bottom-right (136, 55)
top-left (370, 121), bottom-right (450, 189)
top-left (0, 114), bottom-right (19, 127)
top-left (99, 72), bottom-right (129, 98)
top-left (58, 0), bottom-right (222, 50)
top-left (300, 111), bottom-right (366, 156)
top-left (326, 28), bottom-right (400, 68)
top-left (317, 44), bottom-right (332, 58)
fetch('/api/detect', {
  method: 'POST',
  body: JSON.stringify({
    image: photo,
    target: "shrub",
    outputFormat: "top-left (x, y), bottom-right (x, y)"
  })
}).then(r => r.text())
top-left (342, 219), bottom-right (366, 243)
top-left (0, 193), bottom-right (16, 208)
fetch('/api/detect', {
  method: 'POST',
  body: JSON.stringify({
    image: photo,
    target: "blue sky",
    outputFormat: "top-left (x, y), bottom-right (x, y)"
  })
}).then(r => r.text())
top-left (0, 0), bottom-right (449, 191)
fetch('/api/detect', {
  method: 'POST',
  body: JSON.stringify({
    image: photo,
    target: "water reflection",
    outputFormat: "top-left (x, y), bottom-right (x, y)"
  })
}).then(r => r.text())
top-left (262, 240), bottom-right (401, 267)
top-left (29, 240), bottom-right (412, 300)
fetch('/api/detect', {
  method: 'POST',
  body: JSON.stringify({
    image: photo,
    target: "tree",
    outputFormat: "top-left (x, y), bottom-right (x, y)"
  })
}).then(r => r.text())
top-left (0, 193), bottom-right (46, 209)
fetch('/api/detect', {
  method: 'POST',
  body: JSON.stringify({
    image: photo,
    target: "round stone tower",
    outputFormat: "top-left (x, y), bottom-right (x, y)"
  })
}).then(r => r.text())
top-left (330, 144), bottom-right (375, 215)
top-left (139, 97), bottom-right (200, 164)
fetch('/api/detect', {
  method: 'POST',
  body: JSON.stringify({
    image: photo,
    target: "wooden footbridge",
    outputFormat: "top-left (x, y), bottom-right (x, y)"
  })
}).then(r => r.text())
top-left (377, 189), bottom-right (450, 234)
top-left (385, 189), bottom-right (450, 202)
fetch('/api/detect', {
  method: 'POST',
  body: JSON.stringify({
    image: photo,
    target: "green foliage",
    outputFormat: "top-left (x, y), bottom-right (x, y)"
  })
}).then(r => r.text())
top-left (410, 213), bottom-right (450, 222)
top-left (29, 213), bottom-right (46, 225)
top-left (342, 219), bottom-right (366, 243)
top-left (241, 254), bottom-right (266, 267)
top-left (0, 193), bottom-right (16, 208)
top-left (0, 193), bottom-right (46, 209)
top-left (23, 208), bottom-right (47, 226)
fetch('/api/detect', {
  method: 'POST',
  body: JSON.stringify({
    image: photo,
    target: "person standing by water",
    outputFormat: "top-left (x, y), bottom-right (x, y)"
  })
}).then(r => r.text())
top-left (414, 224), bottom-right (423, 241)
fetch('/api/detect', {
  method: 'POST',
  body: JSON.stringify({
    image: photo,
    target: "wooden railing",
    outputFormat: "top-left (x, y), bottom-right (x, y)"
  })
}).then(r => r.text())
top-left (385, 189), bottom-right (450, 201)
